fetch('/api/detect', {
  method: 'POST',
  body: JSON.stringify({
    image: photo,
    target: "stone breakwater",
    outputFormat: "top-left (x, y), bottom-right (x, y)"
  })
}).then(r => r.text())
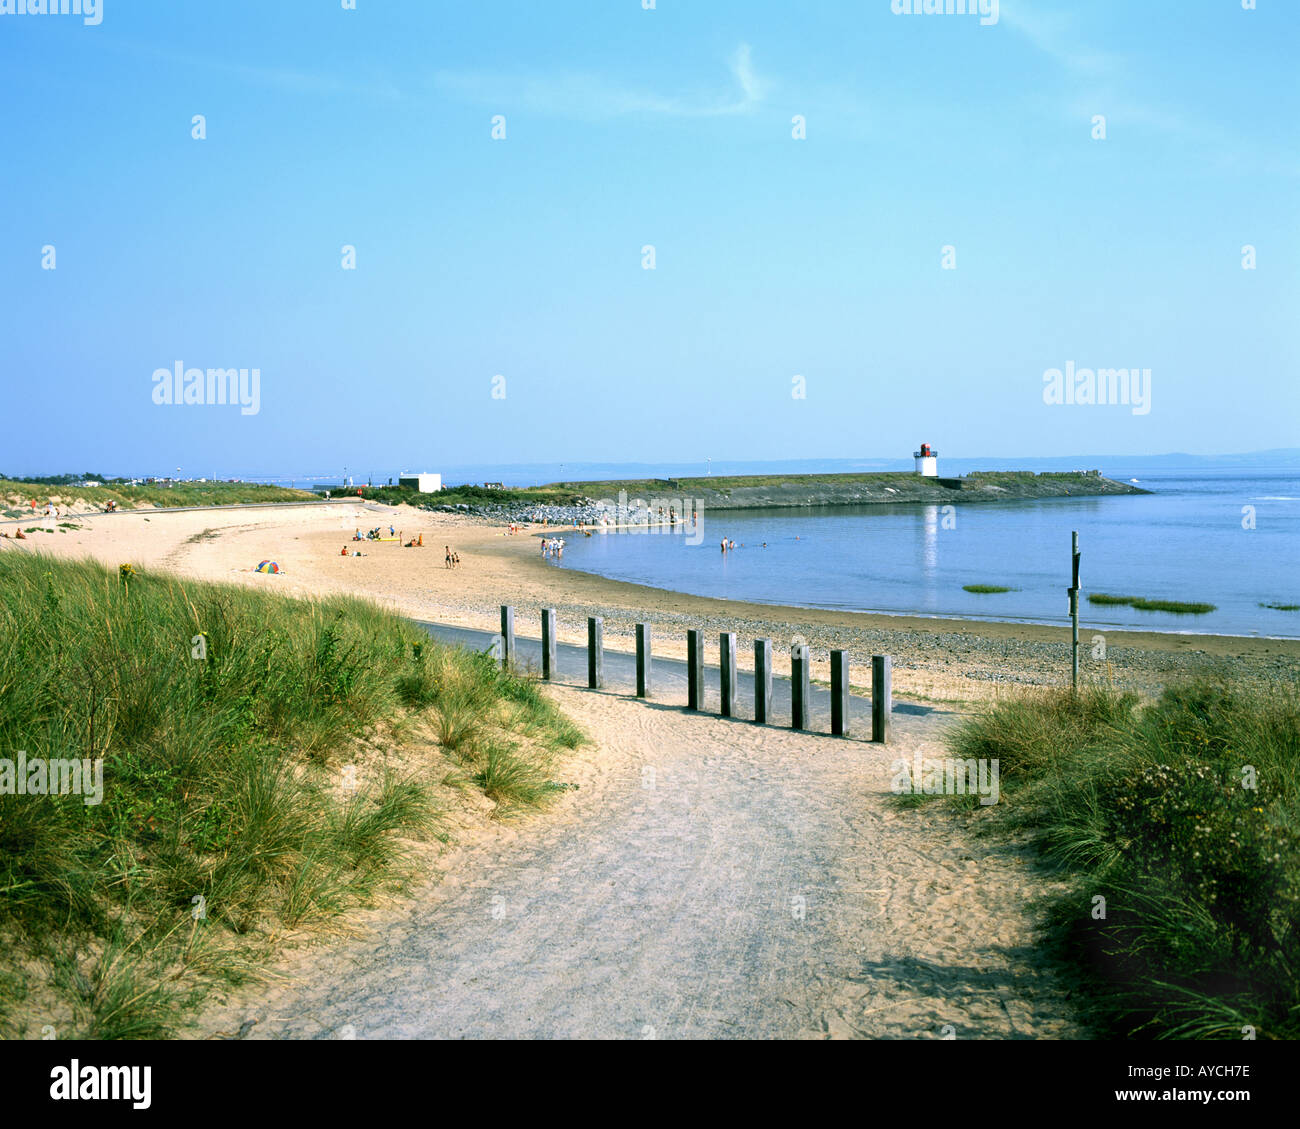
top-left (427, 471), bottom-right (1147, 524)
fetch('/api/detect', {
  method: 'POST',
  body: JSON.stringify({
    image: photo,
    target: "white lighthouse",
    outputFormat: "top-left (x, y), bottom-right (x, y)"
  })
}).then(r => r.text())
top-left (913, 442), bottom-right (938, 477)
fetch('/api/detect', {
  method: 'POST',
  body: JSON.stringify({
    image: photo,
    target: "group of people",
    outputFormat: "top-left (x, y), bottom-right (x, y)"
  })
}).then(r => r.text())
top-left (341, 529), bottom-right (426, 555)
top-left (541, 537), bottom-right (565, 559)
top-left (354, 526), bottom-right (397, 542)
top-left (444, 545), bottom-right (461, 569)
top-left (720, 538), bottom-right (738, 552)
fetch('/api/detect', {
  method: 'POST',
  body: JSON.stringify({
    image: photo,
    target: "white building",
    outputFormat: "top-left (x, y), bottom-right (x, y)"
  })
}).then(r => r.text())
top-left (399, 472), bottom-right (442, 493)
top-left (913, 443), bottom-right (938, 477)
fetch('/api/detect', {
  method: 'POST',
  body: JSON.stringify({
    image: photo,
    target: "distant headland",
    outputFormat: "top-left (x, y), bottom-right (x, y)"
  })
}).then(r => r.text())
top-left (532, 470), bottom-right (1150, 511)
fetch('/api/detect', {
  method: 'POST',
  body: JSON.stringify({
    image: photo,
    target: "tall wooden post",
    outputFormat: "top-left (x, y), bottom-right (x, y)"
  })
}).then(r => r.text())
top-left (872, 655), bottom-right (892, 743)
top-left (719, 632), bottom-right (737, 717)
top-left (754, 638), bottom-right (773, 724)
top-left (541, 607), bottom-right (556, 681)
top-left (831, 650), bottom-right (850, 737)
top-left (1069, 531), bottom-right (1080, 691)
top-left (687, 629), bottom-right (704, 710)
top-left (792, 645), bottom-right (811, 731)
top-left (587, 616), bottom-right (604, 689)
top-left (636, 623), bottom-right (651, 699)
top-left (499, 605), bottom-right (515, 671)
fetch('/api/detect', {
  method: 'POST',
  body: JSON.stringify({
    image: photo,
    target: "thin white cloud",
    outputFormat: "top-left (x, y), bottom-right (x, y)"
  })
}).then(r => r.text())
top-left (106, 39), bottom-right (402, 101)
top-left (997, 1), bottom-right (1116, 74)
top-left (435, 43), bottom-right (763, 120)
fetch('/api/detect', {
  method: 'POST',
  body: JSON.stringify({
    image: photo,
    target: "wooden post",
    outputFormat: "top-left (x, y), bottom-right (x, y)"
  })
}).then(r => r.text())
top-left (499, 605), bottom-right (514, 671)
top-left (687, 629), bottom-right (703, 710)
top-left (754, 638), bottom-right (773, 724)
top-left (719, 632), bottom-right (737, 717)
top-left (831, 650), bottom-right (849, 737)
top-left (792, 644), bottom-right (811, 731)
top-left (872, 655), bottom-right (892, 743)
top-left (1069, 531), bottom-right (1080, 692)
top-left (636, 623), bottom-right (651, 699)
top-left (587, 616), bottom-right (603, 689)
top-left (541, 607), bottom-right (557, 681)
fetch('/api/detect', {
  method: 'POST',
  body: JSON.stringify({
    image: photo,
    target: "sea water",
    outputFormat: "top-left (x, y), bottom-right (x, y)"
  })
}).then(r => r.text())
top-left (550, 468), bottom-right (1300, 638)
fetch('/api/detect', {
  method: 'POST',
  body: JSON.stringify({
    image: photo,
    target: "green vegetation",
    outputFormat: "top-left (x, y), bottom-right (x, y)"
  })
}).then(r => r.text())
top-left (945, 681), bottom-right (1300, 1039)
top-left (541, 471), bottom-right (923, 496)
top-left (537, 469), bottom-right (1138, 498)
top-left (1089, 593), bottom-right (1217, 615)
top-left (0, 477), bottom-right (316, 510)
top-left (963, 584), bottom-right (1016, 594)
top-left (0, 554), bottom-right (582, 1038)
top-left (353, 483), bottom-right (586, 508)
top-left (1260, 602), bottom-right (1300, 612)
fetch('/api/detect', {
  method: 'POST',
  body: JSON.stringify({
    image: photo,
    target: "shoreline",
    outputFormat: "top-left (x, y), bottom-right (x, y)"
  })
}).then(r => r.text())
top-left (8, 502), bottom-right (1297, 704)
top-left (548, 554), bottom-right (1300, 645)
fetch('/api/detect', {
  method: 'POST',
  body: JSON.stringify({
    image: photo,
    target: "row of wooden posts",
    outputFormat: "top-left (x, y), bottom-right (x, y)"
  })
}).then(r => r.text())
top-left (494, 606), bottom-right (891, 742)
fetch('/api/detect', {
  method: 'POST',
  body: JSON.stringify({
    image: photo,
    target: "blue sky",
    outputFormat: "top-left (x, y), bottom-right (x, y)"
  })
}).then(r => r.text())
top-left (1, 0), bottom-right (1296, 480)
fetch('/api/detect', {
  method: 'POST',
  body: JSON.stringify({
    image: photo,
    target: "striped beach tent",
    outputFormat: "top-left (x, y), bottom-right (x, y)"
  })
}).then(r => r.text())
top-left (254, 560), bottom-right (282, 574)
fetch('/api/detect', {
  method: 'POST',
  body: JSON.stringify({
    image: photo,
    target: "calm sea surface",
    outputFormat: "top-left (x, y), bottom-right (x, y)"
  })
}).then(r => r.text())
top-left (550, 468), bottom-right (1300, 638)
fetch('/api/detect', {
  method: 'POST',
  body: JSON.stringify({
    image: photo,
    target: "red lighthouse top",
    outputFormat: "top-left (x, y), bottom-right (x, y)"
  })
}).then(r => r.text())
top-left (915, 443), bottom-right (935, 458)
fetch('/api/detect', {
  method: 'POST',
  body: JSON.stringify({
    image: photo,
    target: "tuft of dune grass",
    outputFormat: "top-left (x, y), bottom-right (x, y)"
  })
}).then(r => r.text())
top-left (945, 678), bottom-right (1300, 1039)
top-left (0, 553), bottom-right (582, 1037)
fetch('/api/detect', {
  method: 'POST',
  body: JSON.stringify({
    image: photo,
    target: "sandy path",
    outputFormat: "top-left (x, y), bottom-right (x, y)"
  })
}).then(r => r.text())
top-left (195, 685), bottom-right (1079, 1040)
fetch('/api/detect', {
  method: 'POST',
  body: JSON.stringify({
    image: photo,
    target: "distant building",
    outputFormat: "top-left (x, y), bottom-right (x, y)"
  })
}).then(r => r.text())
top-left (483, 482), bottom-right (504, 490)
top-left (399, 472), bottom-right (443, 493)
top-left (914, 443), bottom-right (939, 477)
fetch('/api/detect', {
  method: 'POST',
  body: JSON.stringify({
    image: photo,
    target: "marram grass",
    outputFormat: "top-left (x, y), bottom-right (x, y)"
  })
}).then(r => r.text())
top-left (0, 552), bottom-right (582, 1037)
top-left (946, 679), bottom-right (1300, 1039)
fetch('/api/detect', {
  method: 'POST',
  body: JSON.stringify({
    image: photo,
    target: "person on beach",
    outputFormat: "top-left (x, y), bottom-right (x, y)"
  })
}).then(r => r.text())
top-left (445, 545), bottom-right (453, 569)
top-left (452, 552), bottom-right (460, 568)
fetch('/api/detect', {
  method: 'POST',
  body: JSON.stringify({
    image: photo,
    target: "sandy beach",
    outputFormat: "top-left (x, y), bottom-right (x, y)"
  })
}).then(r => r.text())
top-left (7, 499), bottom-right (1295, 706)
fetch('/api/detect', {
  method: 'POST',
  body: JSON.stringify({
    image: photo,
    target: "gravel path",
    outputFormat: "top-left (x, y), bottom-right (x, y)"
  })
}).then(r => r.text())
top-left (209, 686), bottom-right (1081, 1040)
